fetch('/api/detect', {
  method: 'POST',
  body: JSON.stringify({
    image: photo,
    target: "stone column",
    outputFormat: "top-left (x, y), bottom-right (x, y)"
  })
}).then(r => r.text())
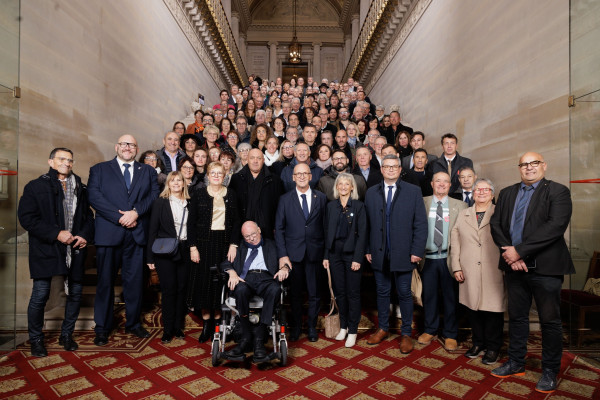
top-left (360, 0), bottom-right (371, 29)
top-left (222, 0), bottom-right (231, 24)
top-left (351, 14), bottom-right (360, 51)
top-left (313, 42), bottom-right (321, 83)
top-left (231, 12), bottom-right (239, 47)
top-left (344, 35), bottom-right (352, 65)
top-left (269, 41), bottom-right (278, 82)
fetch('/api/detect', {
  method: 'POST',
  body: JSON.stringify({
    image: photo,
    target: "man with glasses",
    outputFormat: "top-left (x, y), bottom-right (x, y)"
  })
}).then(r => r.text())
top-left (276, 163), bottom-right (327, 342)
top-left (236, 116), bottom-right (251, 143)
top-left (221, 221), bottom-right (289, 361)
top-left (88, 135), bottom-right (159, 346)
top-left (18, 148), bottom-right (95, 356)
top-left (364, 154), bottom-right (427, 353)
top-left (490, 152), bottom-right (574, 394)
top-left (317, 149), bottom-right (367, 201)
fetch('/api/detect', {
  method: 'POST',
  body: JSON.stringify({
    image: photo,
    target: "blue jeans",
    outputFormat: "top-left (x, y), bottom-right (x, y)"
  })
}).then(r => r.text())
top-left (28, 278), bottom-right (83, 341)
top-left (373, 259), bottom-right (413, 335)
top-left (421, 258), bottom-right (458, 339)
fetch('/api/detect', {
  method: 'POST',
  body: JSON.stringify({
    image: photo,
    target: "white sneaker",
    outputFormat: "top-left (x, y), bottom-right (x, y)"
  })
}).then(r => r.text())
top-left (335, 329), bottom-right (347, 341)
top-left (395, 305), bottom-right (402, 319)
top-left (345, 334), bottom-right (357, 347)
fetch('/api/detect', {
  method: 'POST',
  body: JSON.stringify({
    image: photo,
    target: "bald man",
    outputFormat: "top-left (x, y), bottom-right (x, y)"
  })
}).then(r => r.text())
top-left (490, 152), bottom-right (574, 394)
top-left (88, 135), bottom-right (159, 346)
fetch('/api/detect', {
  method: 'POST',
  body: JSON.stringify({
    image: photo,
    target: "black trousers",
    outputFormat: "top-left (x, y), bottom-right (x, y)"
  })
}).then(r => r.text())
top-left (505, 270), bottom-right (564, 373)
top-left (329, 240), bottom-right (362, 333)
top-left (468, 308), bottom-right (504, 352)
top-left (155, 242), bottom-right (190, 335)
top-left (290, 256), bottom-right (321, 329)
top-left (232, 271), bottom-right (281, 324)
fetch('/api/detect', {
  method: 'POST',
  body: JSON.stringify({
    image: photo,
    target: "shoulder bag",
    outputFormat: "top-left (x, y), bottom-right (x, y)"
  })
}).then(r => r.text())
top-left (152, 207), bottom-right (186, 256)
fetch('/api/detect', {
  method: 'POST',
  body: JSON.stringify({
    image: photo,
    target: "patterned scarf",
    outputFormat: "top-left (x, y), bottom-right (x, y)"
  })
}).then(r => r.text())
top-left (61, 175), bottom-right (76, 293)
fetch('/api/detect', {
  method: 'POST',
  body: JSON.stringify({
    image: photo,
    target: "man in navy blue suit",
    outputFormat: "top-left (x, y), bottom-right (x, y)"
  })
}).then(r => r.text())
top-left (275, 163), bottom-right (327, 342)
top-left (88, 134), bottom-right (159, 346)
top-left (364, 154), bottom-right (428, 354)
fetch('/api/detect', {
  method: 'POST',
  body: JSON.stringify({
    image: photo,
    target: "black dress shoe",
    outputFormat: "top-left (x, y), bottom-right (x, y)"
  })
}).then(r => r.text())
top-left (464, 345), bottom-right (486, 359)
top-left (253, 339), bottom-right (268, 361)
top-left (161, 333), bottom-right (173, 343)
top-left (59, 335), bottom-right (79, 351)
top-left (30, 339), bottom-right (47, 357)
top-left (174, 329), bottom-right (185, 339)
top-left (308, 328), bottom-right (318, 342)
top-left (536, 368), bottom-right (557, 393)
top-left (289, 327), bottom-right (301, 342)
top-left (225, 339), bottom-right (250, 358)
top-left (125, 326), bottom-right (151, 338)
top-left (482, 350), bottom-right (499, 365)
top-left (94, 333), bottom-right (109, 347)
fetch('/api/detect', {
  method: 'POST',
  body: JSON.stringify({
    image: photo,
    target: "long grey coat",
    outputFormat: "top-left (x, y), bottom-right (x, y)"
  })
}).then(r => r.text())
top-left (450, 204), bottom-right (505, 312)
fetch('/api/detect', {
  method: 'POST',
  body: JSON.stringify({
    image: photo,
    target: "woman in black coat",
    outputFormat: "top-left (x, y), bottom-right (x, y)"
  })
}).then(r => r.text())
top-left (187, 161), bottom-right (241, 342)
top-left (147, 171), bottom-right (191, 343)
top-left (322, 172), bottom-right (367, 348)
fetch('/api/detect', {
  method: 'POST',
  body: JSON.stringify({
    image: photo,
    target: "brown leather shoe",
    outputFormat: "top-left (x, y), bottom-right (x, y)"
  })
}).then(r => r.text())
top-left (366, 329), bottom-right (389, 345)
top-left (417, 332), bottom-right (436, 345)
top-left (444, 338), bottom-right (458, 351)
top-left (399, 335), bottom-right (413, 354)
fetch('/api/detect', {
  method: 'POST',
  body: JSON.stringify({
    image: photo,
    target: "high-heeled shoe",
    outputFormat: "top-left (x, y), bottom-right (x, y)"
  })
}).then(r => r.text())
top-left (198, 319), bottom-right (213, 343)
top-left (345, 334), bottom-right (357, 348)
top-left (335, 329), bottom-right (348, 341)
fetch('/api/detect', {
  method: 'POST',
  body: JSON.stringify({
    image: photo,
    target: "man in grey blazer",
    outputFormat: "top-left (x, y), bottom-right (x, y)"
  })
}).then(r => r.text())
top-left (417, 171), bottom-right (467, 351)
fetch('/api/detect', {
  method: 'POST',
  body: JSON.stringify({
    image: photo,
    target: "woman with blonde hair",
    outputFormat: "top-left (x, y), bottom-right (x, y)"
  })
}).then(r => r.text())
top-left (147, 171), bottom-right (191, 343)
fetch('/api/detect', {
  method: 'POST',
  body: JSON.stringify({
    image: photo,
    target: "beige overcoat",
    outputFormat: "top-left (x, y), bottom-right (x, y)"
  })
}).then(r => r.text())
top-left (450, 204), bottom-right (506, 312)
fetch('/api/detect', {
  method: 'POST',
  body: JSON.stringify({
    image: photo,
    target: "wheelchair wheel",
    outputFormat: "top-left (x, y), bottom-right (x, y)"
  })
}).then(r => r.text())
top-left (279, 340), bottom-right (288, 367)
top-left (211, 340), bottom-right (220, 367)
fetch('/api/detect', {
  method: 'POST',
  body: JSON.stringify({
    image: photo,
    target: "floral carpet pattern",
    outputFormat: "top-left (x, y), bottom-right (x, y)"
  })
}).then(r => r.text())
top-left (1, 307), bottom-right (599, 399)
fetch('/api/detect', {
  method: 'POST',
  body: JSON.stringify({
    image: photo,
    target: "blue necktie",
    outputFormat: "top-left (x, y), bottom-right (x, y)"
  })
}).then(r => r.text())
top-left (386, 185), bottom-right (393, 214)
top-left (464, 191), bottom-right (471, 205)
top-left (123, 163), bottom-right (131, 191)
top-left (385, 186), bottom-right (393, 256)
top-left (240, 247), bottom-right (259, 280)
top-left (511, 186), bottom-right (534, 246)
top-left (301, 193), bottom-right (309, 220)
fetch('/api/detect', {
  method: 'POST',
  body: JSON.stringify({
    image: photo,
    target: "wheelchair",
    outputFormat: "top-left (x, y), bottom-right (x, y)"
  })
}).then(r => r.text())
top-left (211, 272), bottom-right (288, 366)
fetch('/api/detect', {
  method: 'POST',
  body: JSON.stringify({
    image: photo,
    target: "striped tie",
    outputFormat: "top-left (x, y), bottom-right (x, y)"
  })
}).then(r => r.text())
top-left (434, 201), bottom-right (444, 250)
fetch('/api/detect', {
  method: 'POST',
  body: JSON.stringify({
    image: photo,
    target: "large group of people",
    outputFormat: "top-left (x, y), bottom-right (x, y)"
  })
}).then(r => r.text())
top-left (17, 75), bottom-right (574, 394)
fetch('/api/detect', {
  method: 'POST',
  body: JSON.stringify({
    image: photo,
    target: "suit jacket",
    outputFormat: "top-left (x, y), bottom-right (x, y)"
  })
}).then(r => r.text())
top-left (450, 204), bottom-right (504, 312)
top-left (365, 180), bottom-right (428, 272)
top-left (423, 195), bottom-right (468, 270)
top-left (450, 190), bottom-right (474, 206)
top-left (353, 164), bottom-right (383, 188)
top-left (316, 166), bottom-right (367, 201)
top-left (323, 198), bottom-right (367, 264)
top-left (430, 152), bottom-right (474, 194)
top-left (275, 189), bottom-right (327, 263)
top-left (221, 238), bottom-right (279, 277)
top-left (401, 153), bottom-right (438, 171)
top-left (18, 168), bottom-right (95, 280)
top-left (88, 158), bottom-right (159, 246)
top-left (146, 197), bottom-right (188, 264)
top-left (490, 178), bottom-right (575, 275)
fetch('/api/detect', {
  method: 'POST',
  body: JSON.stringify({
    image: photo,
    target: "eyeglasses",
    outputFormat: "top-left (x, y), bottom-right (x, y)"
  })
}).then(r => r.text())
top-left (332, 157), bottom-right (347, 162)
top-left (293, 172), bottom-right (311, 177)
top-left (54, 157), bottom-right (74, 164)
top-left (474, 188), bottom-right (492, 193)
top-left (144, 157), bottom-right (157, 161)
top-left (238, 149), bottom-right (249, 153)
top-left (209, 171), bottom-right (224, 177)
top-left (518, 160), bottom-right (543, 169)
top-left (117, 142), bottom-right (137, 149)
top-left (243, 231), bottom-right (260, 241)
top-left (382, 165), bottom-right (400, 171)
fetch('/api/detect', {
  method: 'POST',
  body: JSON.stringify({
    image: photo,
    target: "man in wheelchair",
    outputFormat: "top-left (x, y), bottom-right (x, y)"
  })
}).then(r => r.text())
top-left (221, 221), bottom-right (289, 360)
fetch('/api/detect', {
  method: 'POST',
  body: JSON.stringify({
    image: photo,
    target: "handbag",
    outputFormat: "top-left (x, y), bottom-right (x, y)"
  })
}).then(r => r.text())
top-left (411, 268), bottom-right (423, 307)
top-left (323, 267), bottom-right (341, 338)
top-left (151, 207), bottom-right (186, 256)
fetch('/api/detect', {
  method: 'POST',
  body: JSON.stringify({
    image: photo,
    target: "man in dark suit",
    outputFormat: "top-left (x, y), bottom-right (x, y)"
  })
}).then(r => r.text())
top-left (401, 131), bottom-right (437, 171)
top-left (353, 146), bottom-right (383, 188)
top-left (365, 155), bottom-right (428, 354)
top-left (430, 133), bottom-right (473, 194)
top-left (449, 167), bottom-right (477, 206)
top-left (18, 148), bottom-right (95, 356)
top-left (88, 135), bottom-right (159, 346)
top-left (490, 152), bottom-right (574, 394)
top-left (221, 221), bottom-right (289, 361)
top-left (275, 163), bottom-right (327, 342)
top-left (229, 149), bottom-right (283, 239)
top-left (383, 111), bottom-right (413, 144)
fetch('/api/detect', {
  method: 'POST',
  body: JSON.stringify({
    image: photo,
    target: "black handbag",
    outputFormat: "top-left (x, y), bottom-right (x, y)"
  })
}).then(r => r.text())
top-left (151, 207), bottom-right (186, 256)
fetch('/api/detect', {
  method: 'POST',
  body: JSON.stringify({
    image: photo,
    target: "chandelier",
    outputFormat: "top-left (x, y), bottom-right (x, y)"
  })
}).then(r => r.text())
top-left (288, 0), bottom-right (302, 63)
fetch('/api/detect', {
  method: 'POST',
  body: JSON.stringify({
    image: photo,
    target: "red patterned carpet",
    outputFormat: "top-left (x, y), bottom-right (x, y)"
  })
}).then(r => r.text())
top-left (1, 307), bottom-right (599, 399)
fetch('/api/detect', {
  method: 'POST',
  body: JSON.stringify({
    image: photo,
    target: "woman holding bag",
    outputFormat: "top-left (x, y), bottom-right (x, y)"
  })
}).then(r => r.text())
top-left (323, 173), bottom-right (367, 348)
top-left (147, 171), bottom-right (191, 343)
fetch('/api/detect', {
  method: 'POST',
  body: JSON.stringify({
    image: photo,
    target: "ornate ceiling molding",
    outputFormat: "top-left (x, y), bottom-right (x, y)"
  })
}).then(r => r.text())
top-left (248, 25), bottom-right (341, 32)
top-left (339, 0), bottom-right (358, 32)
top-left (232, 0), bottom-right (251, 32)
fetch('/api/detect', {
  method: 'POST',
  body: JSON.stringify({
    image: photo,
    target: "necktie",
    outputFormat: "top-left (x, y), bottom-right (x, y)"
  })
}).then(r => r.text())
top-left (447, 159), bottom-right (452, 177)
top-left (511, 186), bottom-right (534, 246)
top-left (123, 163), bottom-right (131, 191)
top-left (434, 201), bottom-right (444, 250)
top-left (240, 247), bottom-right (259, 279)
top-left (386, 185), bottom-right (394, 214)
top-left (301, 193), bottom-right (309, 220)
top-left (464, 191), bottom-right (471, 205)
top-left (385, 186), bottom-right (393, 256)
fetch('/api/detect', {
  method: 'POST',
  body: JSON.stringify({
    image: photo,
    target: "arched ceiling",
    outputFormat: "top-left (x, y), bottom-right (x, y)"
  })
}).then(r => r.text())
top-left (248, 0), bottom-right (343, 19)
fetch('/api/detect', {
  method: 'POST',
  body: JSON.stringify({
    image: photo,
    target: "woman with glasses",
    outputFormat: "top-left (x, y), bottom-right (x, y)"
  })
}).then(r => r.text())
top-left (139, 150), bottom-right (167, 189)
top-left (147, 171), bottom-right (191, 343)
top-left (187, 161), bottom-right (240, 343)
top-left (178, 157), bottom-right (203, 195)
top-left (272, 116), bottom-right (287, 144)
top-left (270, 140), bottom-right (295, 177)
top-left (172, 121), bottom-right (186, 137)
top-left (450, 178), bottom-right (504, 365)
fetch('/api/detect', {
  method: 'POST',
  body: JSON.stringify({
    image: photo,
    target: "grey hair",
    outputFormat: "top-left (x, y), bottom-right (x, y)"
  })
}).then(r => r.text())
top-left (382, 154), bottom-right (401, 165)
top-left (237, 142), bottom-right (252, 152)
top-left (255, 109), bottom-right (266, 117)
top-left (474, 178), bottom-right (495, 194)
top-left (333, 172), bottom-right (359, 200)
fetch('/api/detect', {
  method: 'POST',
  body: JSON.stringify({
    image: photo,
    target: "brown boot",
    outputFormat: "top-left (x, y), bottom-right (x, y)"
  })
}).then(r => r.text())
top-left (399, 335), bottom-right (413, 354)
top-left (417, 332), bottom-right (436, 345)
top-left (366, 329), bottom-right (389, 345)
